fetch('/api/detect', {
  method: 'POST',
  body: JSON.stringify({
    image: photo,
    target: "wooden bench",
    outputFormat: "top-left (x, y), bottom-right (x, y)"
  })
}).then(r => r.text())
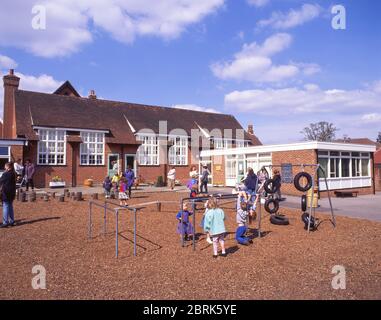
top-left (334, 191), bottom-right (359, 198)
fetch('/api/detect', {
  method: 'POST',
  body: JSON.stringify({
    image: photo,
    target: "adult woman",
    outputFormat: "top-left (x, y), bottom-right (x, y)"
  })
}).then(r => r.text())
top-left (0, 162), bottom-right (17, 228)
top-left (124, 165), bottom-right (135, 198)
top-left (167, 166), bottom-right (176, 190)
top-left (241, 167), bottom-right (258, 194)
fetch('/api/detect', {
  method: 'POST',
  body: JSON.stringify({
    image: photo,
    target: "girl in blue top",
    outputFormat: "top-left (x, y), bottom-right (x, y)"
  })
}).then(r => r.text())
top-left (176, 203), bottom-right (194, 241)
top-left (203, 197), bottom-right (227, 258)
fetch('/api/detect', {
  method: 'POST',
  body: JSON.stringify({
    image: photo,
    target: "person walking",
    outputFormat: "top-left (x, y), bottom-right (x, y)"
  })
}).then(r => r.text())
top-left (125, 165), bottom-right (135, 198)
top-left (24, 159), bottom-right (35, 191)
top-left (167, 166), bottom-right (176, 190)
top-left (200, 165), bottom-right (210, 194)
top-left (0, 162), bottom-right (17, 228)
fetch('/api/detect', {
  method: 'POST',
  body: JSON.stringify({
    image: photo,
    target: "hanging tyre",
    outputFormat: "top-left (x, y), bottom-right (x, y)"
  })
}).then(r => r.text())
top-left (263, 179), bottom-right (280, 194)
top-left (270, 214), bottom-right (289, 226)
top-left (264, 198), bottom-right (279, 214)
top-left (294, 172), bottom-right (313, 192)
top-left (301, 195), bottom-right (307, 212)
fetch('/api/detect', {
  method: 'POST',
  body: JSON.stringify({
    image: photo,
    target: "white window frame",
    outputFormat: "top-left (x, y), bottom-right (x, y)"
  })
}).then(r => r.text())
top-left (37, 129), bottom-right (66, 165)
top-left (168, 136), bottom-right (188, 166)
top-left (137, 134), bottom-right (159, 166)
top-left (80, 131), bottom-right (105, 166)
top-left (318, 150), bottom-right (371, 179)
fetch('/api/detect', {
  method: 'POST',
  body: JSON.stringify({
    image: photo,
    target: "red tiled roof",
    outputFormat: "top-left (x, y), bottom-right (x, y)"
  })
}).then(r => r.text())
top-left (15, 89), bottom-right (262, 146)
top-left (335, 138), bottom-right (381, 149)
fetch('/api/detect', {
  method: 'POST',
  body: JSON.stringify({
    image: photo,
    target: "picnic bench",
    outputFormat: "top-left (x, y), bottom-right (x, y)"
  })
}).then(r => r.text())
top-left (334, 191), bottom-right (359, 198)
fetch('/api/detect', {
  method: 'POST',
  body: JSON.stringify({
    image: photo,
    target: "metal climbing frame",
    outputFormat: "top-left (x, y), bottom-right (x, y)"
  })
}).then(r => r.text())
top-left (179, 192), bottom-right (262, 250)
top-left (88, 199), bottom-right (179, 258)
top-left (263, 163), bottom-right (336, 232)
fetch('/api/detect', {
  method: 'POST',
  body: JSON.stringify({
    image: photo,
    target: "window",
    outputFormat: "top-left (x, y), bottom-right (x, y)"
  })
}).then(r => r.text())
top-left (80, 132), bottom-right (105, 165)
top-left (341, 158), bottom-right (350, 177)
top-left (236, 140), bottom-right (245, 148)
top-left (137, 135), bottom-right (159, 165)
top-left (352, 158), bottom-right (361, 177)
top-left (330, 157), bottom-right (340, 178)
top-left (318, 158), bottom-right (329, 178)
top-left (169, 136), bottom-right (188, 165)
top-left (361, 158), bottom-right (370, 176)
top-left (38, 129), bottom-right (66, 165)
top-left (214, 138), bottom-right (233, 149)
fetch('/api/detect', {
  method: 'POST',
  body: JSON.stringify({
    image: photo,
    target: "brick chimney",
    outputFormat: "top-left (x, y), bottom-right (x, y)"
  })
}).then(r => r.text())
top-left (88, 89), bottom-right (97, 99)
top-left (2, 69), bottom-right (20, 138)
top-left (247, 124), bottom-right (254, 135)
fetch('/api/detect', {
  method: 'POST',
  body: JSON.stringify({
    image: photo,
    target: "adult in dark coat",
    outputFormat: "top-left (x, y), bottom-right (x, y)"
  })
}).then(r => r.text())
top-left (0, 162), bottom-right (17, 227)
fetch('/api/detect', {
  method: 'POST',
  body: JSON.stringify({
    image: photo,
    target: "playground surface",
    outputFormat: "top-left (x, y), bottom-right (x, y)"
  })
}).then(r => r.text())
top-left (0, 191), bottom-right (380, 300)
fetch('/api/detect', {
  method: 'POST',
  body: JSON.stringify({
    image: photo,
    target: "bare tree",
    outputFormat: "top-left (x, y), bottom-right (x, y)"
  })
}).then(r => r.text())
top-left (301, 122), bottom-right (339, 142)
top-left (377, 132), bottom-right (381, 144)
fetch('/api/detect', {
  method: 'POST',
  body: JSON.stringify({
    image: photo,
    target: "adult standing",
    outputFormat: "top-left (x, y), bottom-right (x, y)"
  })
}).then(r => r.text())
top-left (241, 167), bottom-right (258, 194)
top-left (167, 166), bottom-right (176, 190)
top-left (24, 159), bottom-right (35, 191)
top-left (14, 158), bottom-right (24, 183)
top-left (200, 165), bottom-right (210, 194)
top-left (125, 165), bottom-right (135, 198)
top-left (0, 162), bottom-right (17, 228)
top-left (273, 169), bottom-right (282, 201)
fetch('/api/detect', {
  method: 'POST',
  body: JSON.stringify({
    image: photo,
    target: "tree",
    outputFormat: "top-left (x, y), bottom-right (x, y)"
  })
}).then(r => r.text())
top-left (301, 122), bottom-right (339, 142)
top-left (377, 132), bottom-right (381, 144)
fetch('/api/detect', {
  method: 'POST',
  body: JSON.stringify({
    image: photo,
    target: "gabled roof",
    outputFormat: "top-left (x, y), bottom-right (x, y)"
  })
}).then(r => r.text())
top-left (14, 89), bottom-right (262, 145)
top-left (53, 81), bottom-right (81, 97)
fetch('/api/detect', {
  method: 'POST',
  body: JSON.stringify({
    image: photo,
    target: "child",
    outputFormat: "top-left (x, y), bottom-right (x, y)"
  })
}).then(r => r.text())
top-left (103, 176), bottom-right (112, 199)
top-left (118, 176), bottom-right (129, 206)
top-left (203, 197), bottom-right (227, 258)
top-left (273, 169), bottom-right (282, 201)
top-left (200, 199), bottom-right (213, 244)
top-left (187, 176), bottom-right (199, 198)
top-left (236, 201), bottom-right (252, 245)
top-left (176, 203), bottom-right (194, 241)
top-left (111, 172), bottom-right (120, 199)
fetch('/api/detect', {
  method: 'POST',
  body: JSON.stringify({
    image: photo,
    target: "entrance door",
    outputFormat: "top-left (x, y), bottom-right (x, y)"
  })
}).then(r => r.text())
top-left (108, 154), bottom-right (119, 177)
top-left (199, 161), bottom-right (213, 185)
top-left (125, 154), bottom-right (137, 175)
top-left (237, 158), bottom-right (246, 183)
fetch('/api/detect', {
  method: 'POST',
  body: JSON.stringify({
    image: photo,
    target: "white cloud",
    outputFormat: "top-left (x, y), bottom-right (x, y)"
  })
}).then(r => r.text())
top-left (0, 65), bottom-right (63, 119)
top-left (171, 104), bottom-right (220, 113)
top-left (0, 55), bottom-right (18, 69)
top-left (361, 113), bottom-right (381, 123)
top-left (211, 33), bottom-right (318, 83)
top-left (0, 0), bottom-right (224, 58)
top-left (257, 4), bottom-right (322, 29)
top-left (247, 0), bottom-right (270, 7)
top-left (224, 83), bottom-right (381, 115)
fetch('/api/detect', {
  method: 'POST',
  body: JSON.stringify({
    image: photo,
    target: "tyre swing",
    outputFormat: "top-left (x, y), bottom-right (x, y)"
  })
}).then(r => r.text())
top-left (262, 173), bottom-right (289, 225)
top-left (294, 172), bottom-right (313, 192)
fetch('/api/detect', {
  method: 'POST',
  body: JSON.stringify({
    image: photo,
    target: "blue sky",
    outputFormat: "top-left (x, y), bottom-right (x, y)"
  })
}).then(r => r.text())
top-left (0, 0), bottom-right (380, 144)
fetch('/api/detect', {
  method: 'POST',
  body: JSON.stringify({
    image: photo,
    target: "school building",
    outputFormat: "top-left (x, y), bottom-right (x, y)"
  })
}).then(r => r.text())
top-left (200, 141), bottom-right (377, 196)
top-left (0, 69), bottom-right (261, 187)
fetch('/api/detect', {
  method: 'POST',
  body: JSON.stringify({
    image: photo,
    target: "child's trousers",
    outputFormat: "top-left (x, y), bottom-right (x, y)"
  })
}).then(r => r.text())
top-left (236, 225), bottom-right (249, 245)
top-left (212, 234), bottom-right (225, 255)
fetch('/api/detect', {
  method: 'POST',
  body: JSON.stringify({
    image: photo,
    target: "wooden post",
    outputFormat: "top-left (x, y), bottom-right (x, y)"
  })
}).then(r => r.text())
top-left (156, 201), bottom-right (162, 212)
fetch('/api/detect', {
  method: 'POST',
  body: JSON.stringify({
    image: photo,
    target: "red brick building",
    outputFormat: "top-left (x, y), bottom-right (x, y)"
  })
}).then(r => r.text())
top-left (1, 69), bottom-right (262, 187)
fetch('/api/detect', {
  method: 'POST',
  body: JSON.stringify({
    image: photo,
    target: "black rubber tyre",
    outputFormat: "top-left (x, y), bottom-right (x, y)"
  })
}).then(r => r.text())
top-left (294, 172), bottom-right (313, 192)
top-left (263, 179), bottom-right (280, 194)
top-left (301, 212), bottom-right (317, 230)
top-left (270, 214), bottom-right (289, 226)
top-left (264, 198), bottom-right (279, 214)
top-left (301, 195), bottom-right (307, 212)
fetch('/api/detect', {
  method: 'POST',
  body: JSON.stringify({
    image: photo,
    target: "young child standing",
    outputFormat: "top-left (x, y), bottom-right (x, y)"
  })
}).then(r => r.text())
top-left (200, 199), bottom-right (213, 244)
top-left (111, 172), bottom-right (120, 199)
top-left (118, 176), bottom-right (129, 206)
top-left (236, 201), bottom-right (252, 245)
top-left (103, 176), bottom-right (112, 199)
top-left (176, 203), bottom-right (194, 241)
top-left (203, 197), bottom-right (227, 258)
